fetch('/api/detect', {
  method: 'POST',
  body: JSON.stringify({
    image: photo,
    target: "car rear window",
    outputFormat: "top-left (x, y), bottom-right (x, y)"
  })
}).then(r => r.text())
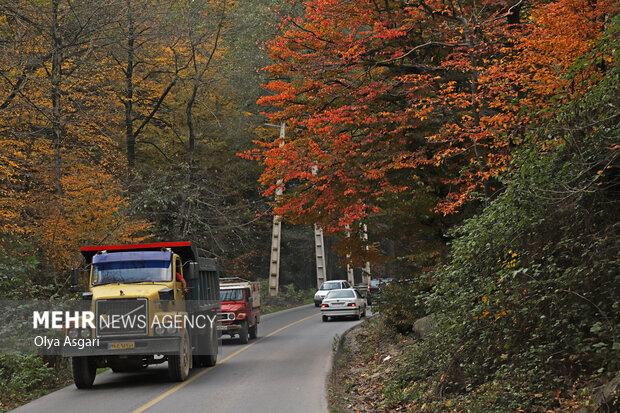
top-left (321, 282), bottom-right (341, 290)
top-left (326, 290), bottom-right (355, 299)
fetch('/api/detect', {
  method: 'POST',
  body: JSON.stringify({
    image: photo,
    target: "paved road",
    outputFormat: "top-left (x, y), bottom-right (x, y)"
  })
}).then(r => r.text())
top-left (14, 304), bottom-right (365, 413)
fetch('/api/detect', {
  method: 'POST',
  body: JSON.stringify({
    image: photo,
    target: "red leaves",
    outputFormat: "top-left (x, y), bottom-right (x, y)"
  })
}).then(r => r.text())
top-left (250, 0), bottom-right (615, 251)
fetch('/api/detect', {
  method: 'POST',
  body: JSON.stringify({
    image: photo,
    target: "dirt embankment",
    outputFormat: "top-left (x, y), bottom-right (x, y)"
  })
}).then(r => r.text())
top-left (328, 315), bottom-right (419, 412)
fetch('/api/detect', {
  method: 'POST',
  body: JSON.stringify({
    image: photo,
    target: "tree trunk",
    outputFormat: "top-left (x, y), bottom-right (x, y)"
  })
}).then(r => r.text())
top-left (51, 0), bottom-right (63, 196)
top-left (124, 0), bottom-right (136, 170)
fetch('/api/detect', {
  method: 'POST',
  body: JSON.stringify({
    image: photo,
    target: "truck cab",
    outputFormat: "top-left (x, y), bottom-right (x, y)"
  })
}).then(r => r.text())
top-left (217, 278), bottom-right (260, 344)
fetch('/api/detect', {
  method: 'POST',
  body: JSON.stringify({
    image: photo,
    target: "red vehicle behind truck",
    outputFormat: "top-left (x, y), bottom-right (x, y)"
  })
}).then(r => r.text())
top-left (217, 278), bottom-right (260, 344)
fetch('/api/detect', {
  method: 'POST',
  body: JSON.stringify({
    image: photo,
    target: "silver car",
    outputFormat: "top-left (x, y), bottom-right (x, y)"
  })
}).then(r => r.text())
top-left (320, 288), bottom-right (367, 321)
top-left (314, 280), bottom-right (352, 306)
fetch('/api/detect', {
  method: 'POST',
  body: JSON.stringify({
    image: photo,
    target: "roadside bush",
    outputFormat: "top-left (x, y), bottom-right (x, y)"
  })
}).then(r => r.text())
top-left (0, 237), bottom-right (37, 300)
top-left (0, 355), bottom-right (70, 410)
top-left (259, 279), bottom-right (314, 314)
top-left (375, 275), bottom-right (433, 334)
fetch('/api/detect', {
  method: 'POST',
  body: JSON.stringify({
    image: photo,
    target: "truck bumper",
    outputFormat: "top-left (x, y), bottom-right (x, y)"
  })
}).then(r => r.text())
top-left (217, 323), bottom-right (241, 332)
top-left (61, 336), bottom-right (181, 357)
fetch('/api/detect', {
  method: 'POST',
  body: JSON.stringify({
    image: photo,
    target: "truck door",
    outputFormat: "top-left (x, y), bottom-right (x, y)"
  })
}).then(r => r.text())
top-left (175, 256), bottom-right (185, 300)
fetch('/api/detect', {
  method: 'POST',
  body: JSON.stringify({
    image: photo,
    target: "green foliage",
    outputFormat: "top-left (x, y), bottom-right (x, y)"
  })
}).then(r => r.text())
top-left (375, 276), bottom-right (432, 335)
top-left (259, 279), bottom-right (314, 314)
top-left (0, 236), bottom-right (59, 300)
top-left (0, 355), bottom-right (71, 411)
top-left (368, 24), bottom-right (619, 411)
top-left (0, 243), bottom-right (36, 300)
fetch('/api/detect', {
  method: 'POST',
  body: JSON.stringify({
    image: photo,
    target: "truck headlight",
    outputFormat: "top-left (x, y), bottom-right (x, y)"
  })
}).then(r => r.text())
top-left (80, 328), bottom-right (91, 338)
top-left (155, 325), bottom-right (165, 335)
top-left (68, 328), bottom-right (79, 339)
top-left (166, 326), bottom-right (177, 334)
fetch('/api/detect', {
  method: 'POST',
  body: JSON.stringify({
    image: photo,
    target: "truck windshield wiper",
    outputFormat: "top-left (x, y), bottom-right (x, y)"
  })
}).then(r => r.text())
top-left (95, 280), bottom-right (167, 285)
top-left (122, 280), bottom-right (154, 284)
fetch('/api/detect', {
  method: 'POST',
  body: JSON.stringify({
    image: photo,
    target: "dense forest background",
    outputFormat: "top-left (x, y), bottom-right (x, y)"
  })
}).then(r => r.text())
top-left (0, 0), bottom-right (618, 411)
top-left (0, 0), bottom-right (332, 299)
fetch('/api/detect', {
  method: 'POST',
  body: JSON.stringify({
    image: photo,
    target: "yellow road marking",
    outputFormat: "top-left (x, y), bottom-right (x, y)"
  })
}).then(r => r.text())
top-left (132, 312), bottom-right (319, 413)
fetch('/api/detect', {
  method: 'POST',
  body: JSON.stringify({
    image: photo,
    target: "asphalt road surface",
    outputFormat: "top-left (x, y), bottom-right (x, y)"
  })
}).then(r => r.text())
top-left (14, 304), bottom-right (366, 413)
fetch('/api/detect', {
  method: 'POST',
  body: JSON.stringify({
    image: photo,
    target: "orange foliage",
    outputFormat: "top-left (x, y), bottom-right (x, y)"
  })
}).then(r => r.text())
top-left (250, 0), bottom-right (616, 234)
top-left (35, 167), bottom-right (151, 270)
top-left (0, 1), bottom-right (151, 272)
top-left (483, 0), bottom-right (617, 149)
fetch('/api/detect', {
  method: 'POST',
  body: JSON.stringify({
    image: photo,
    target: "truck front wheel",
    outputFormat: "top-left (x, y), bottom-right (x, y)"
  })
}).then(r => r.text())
top-left (169, 329), bottom-right (191, 381)
top-left (72, 356), bottom-right (96, 389)
top-left (238, 320), bottom-right (249, 344)
top-left (249, 320), bottom-right (258, 339)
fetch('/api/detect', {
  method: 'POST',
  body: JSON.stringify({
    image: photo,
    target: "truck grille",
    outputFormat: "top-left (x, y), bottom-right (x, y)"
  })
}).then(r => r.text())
top-left (96, 298), bottom-right (148, 337)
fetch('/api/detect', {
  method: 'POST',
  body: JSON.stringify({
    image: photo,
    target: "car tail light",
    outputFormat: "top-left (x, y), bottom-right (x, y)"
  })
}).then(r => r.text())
top-left (367, 284), bottom-right (370, 292)
top-left (347, 303), bottom-right (356, 307)
top-left (321, 303), bottom-right (329, 308)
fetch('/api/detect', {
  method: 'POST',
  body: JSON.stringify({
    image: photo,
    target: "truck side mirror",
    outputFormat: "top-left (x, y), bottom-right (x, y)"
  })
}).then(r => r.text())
top-left (70, 268), bottom-right (79, 292)
top-left (187, 262), bottom-right (198, 280)
top-left (248, 297), bottom-right (253, 303)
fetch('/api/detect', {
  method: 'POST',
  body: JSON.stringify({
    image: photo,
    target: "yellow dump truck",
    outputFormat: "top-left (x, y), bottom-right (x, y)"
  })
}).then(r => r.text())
top-left (65, 241), bottom-right (220, 388)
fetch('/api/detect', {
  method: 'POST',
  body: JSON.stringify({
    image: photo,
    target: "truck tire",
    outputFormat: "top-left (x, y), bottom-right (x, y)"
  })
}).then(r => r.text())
top-left (204, 326), bottom-right (218, 367)
top-left (168, 329), bottom-right (191, 381)
top-left (72, 356), bottom-right (96, 389)
top-left (249, 320), bottom-right (258, 339)
top-left (195, 352), bottom-right (217, 367)
top-left (238, 320), bottom-right (249, 344)
top-left (195, 327), bottom-right (218, 367)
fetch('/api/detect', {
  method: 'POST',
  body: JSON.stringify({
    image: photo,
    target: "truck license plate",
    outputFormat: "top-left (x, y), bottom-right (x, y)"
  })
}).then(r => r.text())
top-left (108, 342), bottom-right (135, 350)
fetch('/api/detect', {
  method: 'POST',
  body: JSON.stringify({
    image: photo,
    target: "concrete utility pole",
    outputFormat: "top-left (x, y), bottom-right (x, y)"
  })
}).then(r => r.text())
top-left (268, 122), bottom-right (285, 296)
top-left (345, 225), bottom-right (354, 284)
top-left (311, 165), bottom-right (327, 289)
top-left (314, 225), bottom-right (327, 289)
top-left (361, 223), bottom-right (371, 285)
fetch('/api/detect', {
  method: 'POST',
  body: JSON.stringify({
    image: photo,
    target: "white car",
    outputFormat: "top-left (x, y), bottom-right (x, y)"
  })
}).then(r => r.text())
top-left (320, 288), bottom-right (367, 321)
top-left (314, 280), bottom-right (352, 306)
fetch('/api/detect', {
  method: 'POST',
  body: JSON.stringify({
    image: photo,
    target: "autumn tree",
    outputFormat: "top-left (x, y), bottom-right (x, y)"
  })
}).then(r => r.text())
top-left (0, 0), bottom-right (149, 272)
top-left (251, 0), bottom-right (616, 266)
top-left (102, 0), bottom-right (194, 171)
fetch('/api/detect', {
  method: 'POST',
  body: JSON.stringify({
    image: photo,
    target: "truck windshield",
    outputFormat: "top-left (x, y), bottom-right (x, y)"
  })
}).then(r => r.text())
top-left (221, 289), bottom-right (244, 302)
top-left (92, 260), bottom-right (172, 285)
